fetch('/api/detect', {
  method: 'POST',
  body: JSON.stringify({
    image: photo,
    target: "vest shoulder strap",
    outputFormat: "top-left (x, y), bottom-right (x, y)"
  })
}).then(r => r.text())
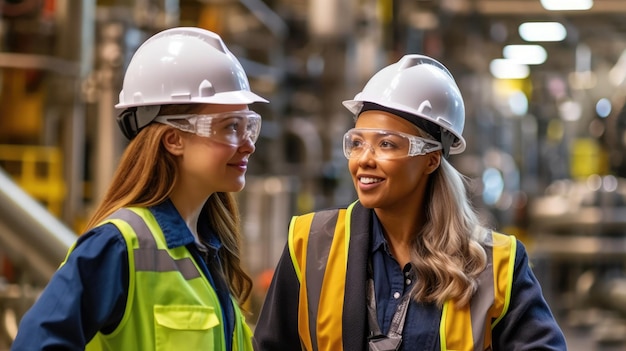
top-left (441, 231), bottom-right (516, 351)
top-left (489, 232), bottom-right (516, 327)
top-left (287, 202), bottom-right (357, 351)
top-left (106, 208), bottom-right (201, 280)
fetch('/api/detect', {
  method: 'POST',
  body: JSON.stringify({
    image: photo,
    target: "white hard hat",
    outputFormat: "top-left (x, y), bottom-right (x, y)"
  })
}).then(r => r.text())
top-left (117, 27), bottom-right (268, 109)
top-left (343, 54), bottom-right (466, 156)
top-left (115, 27), bottom-right (268, 139)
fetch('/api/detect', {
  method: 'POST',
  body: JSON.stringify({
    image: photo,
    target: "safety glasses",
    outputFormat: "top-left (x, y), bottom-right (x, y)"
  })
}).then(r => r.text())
top-left (154, 110), bottom-right (262, 146)
top-left (343, 128), bottom-right (442, 160)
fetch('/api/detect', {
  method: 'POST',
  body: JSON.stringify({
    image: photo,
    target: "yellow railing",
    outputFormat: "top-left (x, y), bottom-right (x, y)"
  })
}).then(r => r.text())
top-left (0, 145), bottom-right (65, 216)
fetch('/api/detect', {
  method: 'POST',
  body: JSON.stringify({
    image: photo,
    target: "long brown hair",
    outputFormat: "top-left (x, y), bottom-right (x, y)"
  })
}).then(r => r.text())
top-left (85, 105), bottom-right (253, 305)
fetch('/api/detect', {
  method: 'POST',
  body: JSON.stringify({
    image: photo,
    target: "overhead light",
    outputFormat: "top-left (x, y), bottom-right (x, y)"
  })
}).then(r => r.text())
top-left (540, 0), bottom-right (593, 11)
top-left (519, 22), bottom-right (567, 42)
top-left (595, 98), bottom-right (611, 118)
top-left (508, 91), bottom-right (529, 116)
top-left (490, 59), bottom-right (530, 79)
top-left (559, 100), bottom-right (582, 121)
top-left (503, 45), bottom-right (547, 65)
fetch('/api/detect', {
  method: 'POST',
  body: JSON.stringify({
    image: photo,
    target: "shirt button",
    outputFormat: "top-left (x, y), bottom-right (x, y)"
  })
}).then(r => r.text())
top-left (393, 292), bottom-right (401, 299)
top-left (405, 279), bottom-right (412, 285)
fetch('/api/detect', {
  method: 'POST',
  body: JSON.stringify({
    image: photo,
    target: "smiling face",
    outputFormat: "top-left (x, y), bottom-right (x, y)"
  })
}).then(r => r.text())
top-left (349, 110), bottom-right (441, 212)
top-left (164, 103), bottom-right (256, 202)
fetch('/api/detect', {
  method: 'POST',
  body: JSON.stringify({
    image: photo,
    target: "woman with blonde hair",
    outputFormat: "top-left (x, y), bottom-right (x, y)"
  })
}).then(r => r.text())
top-left (254, 54), bottom-right (566, 350)
top-left (12, 27), bottom-right (267, 351)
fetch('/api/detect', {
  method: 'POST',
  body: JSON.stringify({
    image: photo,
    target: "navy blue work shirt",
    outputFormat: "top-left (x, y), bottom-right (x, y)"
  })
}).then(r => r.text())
top-left (11, 199), bottom-right (235, 351)
top-left (370, 213), bottom-right (441, 350)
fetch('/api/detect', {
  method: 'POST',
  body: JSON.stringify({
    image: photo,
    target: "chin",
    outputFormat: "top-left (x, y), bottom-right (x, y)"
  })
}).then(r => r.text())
top-left (216, 183), bottom-right (245, 193)
top-left (230, 181), bottom-right (246, 192)
top-left (356, 195), bottom-right (379, 209)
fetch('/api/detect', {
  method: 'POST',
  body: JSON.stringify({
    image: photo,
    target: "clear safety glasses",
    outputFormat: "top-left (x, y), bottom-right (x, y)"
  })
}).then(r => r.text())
top-left (154, 110), bottom-right (262, 146)
top-left (343, 128), bottom-right (442, 160)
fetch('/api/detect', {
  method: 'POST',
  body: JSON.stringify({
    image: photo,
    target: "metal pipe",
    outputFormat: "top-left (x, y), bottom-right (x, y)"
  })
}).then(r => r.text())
top-left (239, 0), bottom-right (288, 40)
top-left (0, 168), bottom-right (75, 285)
top-left (55, 0), bottom-right (95, 225)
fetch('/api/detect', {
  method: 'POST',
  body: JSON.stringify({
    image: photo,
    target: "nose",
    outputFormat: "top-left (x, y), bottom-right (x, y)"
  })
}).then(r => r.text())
top-left (238, 136), bottom-right (256, 154)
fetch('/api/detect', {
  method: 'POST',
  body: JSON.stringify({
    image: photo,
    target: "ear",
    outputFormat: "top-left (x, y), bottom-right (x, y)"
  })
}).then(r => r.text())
top-left (425, 151), bottom-right (441, 175)
top-left (162, 128), bottom-right (185, 156)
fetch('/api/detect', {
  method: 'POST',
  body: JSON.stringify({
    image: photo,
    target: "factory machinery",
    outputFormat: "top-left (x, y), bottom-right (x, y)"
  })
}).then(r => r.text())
top-left (529, 175), bottom-right (626, 349)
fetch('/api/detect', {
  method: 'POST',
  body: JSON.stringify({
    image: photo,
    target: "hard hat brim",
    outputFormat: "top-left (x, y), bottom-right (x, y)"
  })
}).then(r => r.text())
top-left (115, 90), bottom-right (268, 109)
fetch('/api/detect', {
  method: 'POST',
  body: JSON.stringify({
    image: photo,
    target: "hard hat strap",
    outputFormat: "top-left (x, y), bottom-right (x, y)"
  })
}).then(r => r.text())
top-left (116, 106), bottom-right (161, 140)
top-left (117, 108), bottom-right (140, 140)
top-left (440, 130), bottom-right (455, 158)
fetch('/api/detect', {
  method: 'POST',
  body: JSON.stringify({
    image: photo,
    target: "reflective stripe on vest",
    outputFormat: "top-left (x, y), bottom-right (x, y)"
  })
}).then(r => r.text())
top-left (112, 208), bottom-right (202, 280)
top-left (288, 203), bottom-right (515, 351)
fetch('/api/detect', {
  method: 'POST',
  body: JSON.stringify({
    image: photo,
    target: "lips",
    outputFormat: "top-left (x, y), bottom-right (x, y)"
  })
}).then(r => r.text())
top-left (227, 160), bottom-right (249, 172)
top-left (229, 158), bottom-right (248, 167)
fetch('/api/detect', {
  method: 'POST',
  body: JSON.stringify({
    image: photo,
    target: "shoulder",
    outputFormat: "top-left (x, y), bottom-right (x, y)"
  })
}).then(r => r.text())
top-left (292, 203), bottom-right (353, 218)
top-left (290, 201), bottom-right (369, 230)
top-left (489, 230), bottom-right (515, 244)
top-left (485, 231), bottom-right (519, 252)
top-left (486, 231), bottom-right (530, 269)
top-left (64, 223), bottom-right (128, 269)
top-left (76, 222), bottom-right (126, 248)
top-left (289, 203), bottom-right (352, 228)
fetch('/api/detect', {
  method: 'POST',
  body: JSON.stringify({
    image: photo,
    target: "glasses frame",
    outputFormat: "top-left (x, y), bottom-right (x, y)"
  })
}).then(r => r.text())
top-left (154, 110), bottom-right (262, 146)
top-left (343, 128), bottom-right (443, 160)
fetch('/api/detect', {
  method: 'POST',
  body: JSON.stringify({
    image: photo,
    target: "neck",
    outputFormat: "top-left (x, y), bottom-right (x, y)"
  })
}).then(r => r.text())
top-left (185, 205), bottom-right (204, 238)
top-left (374, 207), bottom-right (425, 267)
top-left (375, 198), bottom-right (425, 237)
top-left (169, 190), bottom-right (209, 241)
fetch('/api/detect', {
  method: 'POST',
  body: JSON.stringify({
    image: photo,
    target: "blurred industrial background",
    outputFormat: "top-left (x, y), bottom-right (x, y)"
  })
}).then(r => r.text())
top-left (1, 0), bottom-right (626, 349)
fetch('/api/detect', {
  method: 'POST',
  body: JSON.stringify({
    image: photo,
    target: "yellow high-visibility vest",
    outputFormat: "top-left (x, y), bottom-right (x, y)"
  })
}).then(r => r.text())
top-left (288, 201), bottom-right (515, 351)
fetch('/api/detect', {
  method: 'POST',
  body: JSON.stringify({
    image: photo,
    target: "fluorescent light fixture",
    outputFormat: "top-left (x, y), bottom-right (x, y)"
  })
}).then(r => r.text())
top-left (503, 45), bottom-right (547, 65)
top-left (490, 59), bottom-right (530, 79)
top-left (540, 0), bottom-right (593, 11)
top-left (519, 22), bottom-right (567, 42)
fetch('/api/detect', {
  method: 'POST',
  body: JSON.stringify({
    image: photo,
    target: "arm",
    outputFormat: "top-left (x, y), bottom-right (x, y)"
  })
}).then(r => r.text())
top-left (11, 224), bottom-right (129, 351)
top-left (492, 240), bottom-right (567, 351)
top-left (253, 244), bottom-right (302, 351)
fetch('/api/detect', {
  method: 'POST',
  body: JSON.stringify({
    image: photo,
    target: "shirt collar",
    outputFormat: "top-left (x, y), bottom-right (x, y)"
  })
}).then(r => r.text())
top-left (370, 211), bottom-right (388, 254)
top-left (149, 199), bottom-right (222, 251)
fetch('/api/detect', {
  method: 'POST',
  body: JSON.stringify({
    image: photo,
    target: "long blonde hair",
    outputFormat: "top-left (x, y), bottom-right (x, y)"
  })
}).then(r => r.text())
top-left (409, 157), bottom-right (489, 307)
top-left (85, 105), bottom-right (253, 305)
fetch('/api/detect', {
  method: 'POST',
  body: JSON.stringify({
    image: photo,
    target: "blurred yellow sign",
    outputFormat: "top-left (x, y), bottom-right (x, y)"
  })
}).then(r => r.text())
top-left (570, 138), bottom-right (609, 178)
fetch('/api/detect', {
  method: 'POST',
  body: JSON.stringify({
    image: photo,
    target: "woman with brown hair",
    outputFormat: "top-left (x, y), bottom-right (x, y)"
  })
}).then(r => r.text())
top-left (12, 27), bottom-right (267, 351)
